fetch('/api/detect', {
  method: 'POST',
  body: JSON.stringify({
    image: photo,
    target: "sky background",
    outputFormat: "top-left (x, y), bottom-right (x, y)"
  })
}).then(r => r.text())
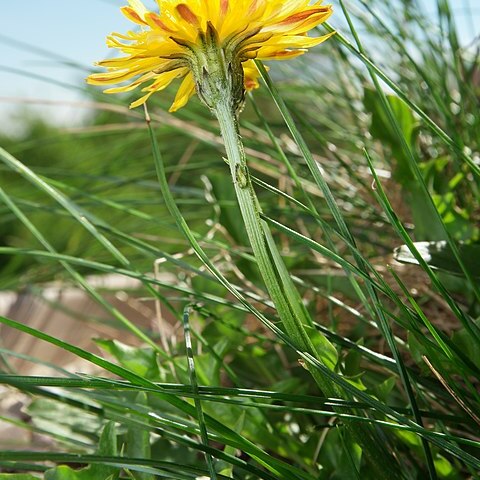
top-left (0, 0), bottom-right (154, 131)
top-left (0, 0), bottom-right (478, 133)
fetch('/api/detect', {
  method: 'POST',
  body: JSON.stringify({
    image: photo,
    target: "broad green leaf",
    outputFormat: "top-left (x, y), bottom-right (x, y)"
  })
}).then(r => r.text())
top-left (342, 347), bottom-right (367, 391)
top-left (373, 377), bottom-right (397, 403)
top-left (343, 374), bottom-right (367, 392)
top-left (452, 323), bottom-right (480, 370)
top-left (336, 428), bottom-right (362, 480)
top-left (432, 193), bottom-right (478, 241)
top-left (27, 399), bottom-right (101, 445)
top-left (434, 454), bottom-right (455, 479)
top-left (194, 352), bottom-right (222, 386)
top-left (192, 274), bottom-right (229, 300)
top-left (323, 428), bottom-right (362, 480)
top-left (304, 325), bottom-right (338, 372)
top-left (218, 411), bottom-right (246, 478)
top-left (364, 88), bottom-right (416, 146)
top-left (94, 339), bottom-right (160, 380)
top-left (409, 186), bottom-right (447, 241)
top-left (44, 467), bottom-right (80, 480)
top-left (343, 346), bottom-right (363, 377)
top-left (395, 428), bottom-right (422, 448)
top-left (363, 88), bottom-right (467, 242)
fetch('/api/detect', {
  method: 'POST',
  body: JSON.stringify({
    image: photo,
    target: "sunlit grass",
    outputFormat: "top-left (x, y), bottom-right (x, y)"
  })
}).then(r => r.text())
top-left (0, 1), bottom-right (479, 479)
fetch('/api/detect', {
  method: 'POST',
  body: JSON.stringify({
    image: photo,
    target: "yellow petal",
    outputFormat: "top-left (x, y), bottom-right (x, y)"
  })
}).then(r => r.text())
top-left (121, 6), bottom-right (148, 25)
top-left (88, 0), bottom-right (334, 110)
top-left (242, 59), bottom-right (264, 91)
top-left (128, 68), bottom-right (188, 108)
top-left (169, 73), bottom-right (196, 112)
top-left (130, 90), bottom-right (155, 109)
top-left (128, 0), bottom-right (148, 18)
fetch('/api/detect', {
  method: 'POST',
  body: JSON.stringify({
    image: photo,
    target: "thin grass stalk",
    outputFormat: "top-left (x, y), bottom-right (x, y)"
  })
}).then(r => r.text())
top-left (337, 0), bottom-right (480, 349)
top-left (0, 147), bottom-right (175, 357)
top-left (0, 314), bottom-right (299, 480)
top-left (145, 110), bottom-right (326, 480)
top-left (1, 373), bottom-right (472, 425)
top-left (337, 2), bottom-right (480, 311)
top-left (0, 186), bottom-right (168, 357)
top-left (249, 94), bottom-right (377, 324)
top-left (2, 312), bottom-right (479, 470)
top-left (182, 306), bottom-right (217, 479)
top-left (253, 62), bottom-right (435, 463)
top-left (321, 24), bottom-right (480, 178)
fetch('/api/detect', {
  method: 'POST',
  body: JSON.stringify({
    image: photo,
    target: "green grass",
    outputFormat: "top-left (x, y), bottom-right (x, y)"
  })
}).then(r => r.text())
top-left (0, 0), bottom-right (479, 479)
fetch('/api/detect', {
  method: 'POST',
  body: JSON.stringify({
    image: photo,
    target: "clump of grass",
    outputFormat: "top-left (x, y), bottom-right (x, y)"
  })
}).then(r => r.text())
top-left (0, 0), bottom-right (479, 479)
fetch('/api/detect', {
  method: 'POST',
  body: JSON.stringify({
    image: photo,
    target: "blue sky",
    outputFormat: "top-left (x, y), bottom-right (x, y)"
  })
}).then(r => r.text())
top-left (0, 0), bottom-right (146, 130)
top-left (0, 0), bottom-right (478, 132)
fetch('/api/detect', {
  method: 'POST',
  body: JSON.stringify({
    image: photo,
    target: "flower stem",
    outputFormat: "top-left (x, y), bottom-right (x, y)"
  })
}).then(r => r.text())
top-left (214, 97), bottom-right (338, 380)
top-left (213, 98), bottom-right (404, 479)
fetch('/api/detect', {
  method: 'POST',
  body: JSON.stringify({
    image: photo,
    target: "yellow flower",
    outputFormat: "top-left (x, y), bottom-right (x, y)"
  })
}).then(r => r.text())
top-left (87, 0), bottom-right (333, 112)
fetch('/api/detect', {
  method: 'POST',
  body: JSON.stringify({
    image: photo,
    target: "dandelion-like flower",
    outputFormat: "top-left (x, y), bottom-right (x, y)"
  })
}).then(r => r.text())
top-left (87, 0), bottom-right (333, 112)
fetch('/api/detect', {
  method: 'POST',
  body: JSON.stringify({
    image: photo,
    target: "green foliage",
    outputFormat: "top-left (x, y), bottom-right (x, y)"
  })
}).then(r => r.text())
top-left (0, 476), bottom-right (41, 480)
top-left (94, 340), bottom-right (160, 380)
top-left (125, 393), bottom-right (155, 480)
top-left (364, 88), bottom-right (418, 183)
top-left (44, 423), bottom-right (119, 480)
top-left (1, 0), bottom-right (480, 479)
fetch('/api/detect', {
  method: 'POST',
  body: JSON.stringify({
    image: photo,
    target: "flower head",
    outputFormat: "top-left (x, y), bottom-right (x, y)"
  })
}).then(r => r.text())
top-left (87, 0), bottom-right (333, 112)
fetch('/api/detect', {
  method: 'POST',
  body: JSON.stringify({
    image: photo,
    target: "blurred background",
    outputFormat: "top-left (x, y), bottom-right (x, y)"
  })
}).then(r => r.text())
top-left (0, 0), bottom-right (479, 133)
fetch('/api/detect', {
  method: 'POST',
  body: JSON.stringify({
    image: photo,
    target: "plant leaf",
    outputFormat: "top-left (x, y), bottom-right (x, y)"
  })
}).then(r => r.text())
top-left (94, 340), bottom-right (160, 380)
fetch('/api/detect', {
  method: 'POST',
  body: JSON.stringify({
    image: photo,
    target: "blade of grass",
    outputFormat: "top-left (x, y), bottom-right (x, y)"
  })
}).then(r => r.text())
top-left (321, 23), bottom-right (480, 178)
top-left (0, 314), bottom-right (315, 480)
top-left (182, 306), bottom-right (217, 479)
top-left (0, 185), bottom-right (171, 359)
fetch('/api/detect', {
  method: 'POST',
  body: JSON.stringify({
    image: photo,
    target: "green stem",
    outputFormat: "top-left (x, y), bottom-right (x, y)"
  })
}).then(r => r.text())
top-left (213, 98), bottom-right (404, 480)
top-left (214, 98), bottom-right (335, 374)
